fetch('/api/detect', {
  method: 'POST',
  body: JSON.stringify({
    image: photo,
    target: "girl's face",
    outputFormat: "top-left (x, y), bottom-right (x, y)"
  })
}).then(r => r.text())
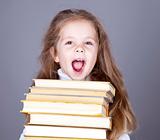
top-left (51, 20), bottom-right (98, 80)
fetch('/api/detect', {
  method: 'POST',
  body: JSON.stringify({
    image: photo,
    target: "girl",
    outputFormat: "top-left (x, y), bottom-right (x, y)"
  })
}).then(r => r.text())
top-left (19, 9), bottom-right (137, 140)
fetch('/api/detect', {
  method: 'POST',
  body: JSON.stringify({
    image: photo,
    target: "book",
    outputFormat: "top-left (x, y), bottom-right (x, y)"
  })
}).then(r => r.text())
top-left (21, 79), bottom-right (115, 140)
top-left (24, 125), bottom-right (107, 139)
top-left (28, 113), bottom-right (112, 129)
top-left (21, 100), bottom-right (107, 116)
top-left (26, 93), bottom-right (110, 107)
top-left (29, 87), bottom-right (114, 103)
top-left (33, 79), bottom-right (115, 96)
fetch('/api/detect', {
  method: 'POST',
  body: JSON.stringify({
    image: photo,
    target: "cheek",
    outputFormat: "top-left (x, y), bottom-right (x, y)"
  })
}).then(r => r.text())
top-left (58, 51), bottom-right (71, 64)
top-left (87, 52), bottom-right (98, 67)
top-left (90, 48), bottom-right (98, 60)
top-left (57, 47), bottom-right (65, 59)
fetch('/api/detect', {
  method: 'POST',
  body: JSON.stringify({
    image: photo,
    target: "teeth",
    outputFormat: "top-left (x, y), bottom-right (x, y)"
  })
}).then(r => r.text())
top-left (75, 58), bottom-right (84, 61)
top-left (73, 60), bottom-right (85, 63)
top-left (75, 60), bottom-right (83, 62)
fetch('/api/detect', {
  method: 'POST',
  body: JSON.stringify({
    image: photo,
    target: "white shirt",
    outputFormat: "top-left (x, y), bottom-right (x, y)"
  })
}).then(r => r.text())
top-left (19, 69), bottom-right (130, 140)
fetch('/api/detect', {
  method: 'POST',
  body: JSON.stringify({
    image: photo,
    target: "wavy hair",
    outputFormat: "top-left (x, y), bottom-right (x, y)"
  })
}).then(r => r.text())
top-left (35, 9), bottom-right (137, 140)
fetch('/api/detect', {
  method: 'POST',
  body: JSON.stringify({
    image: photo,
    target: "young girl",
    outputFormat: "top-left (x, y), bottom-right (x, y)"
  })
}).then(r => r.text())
top-left (19, 9), bottom-right (137, 140)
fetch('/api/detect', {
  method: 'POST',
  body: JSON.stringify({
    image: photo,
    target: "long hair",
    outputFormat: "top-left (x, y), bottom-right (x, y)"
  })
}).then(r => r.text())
top-left (35, 9), bottom-right (137, 140)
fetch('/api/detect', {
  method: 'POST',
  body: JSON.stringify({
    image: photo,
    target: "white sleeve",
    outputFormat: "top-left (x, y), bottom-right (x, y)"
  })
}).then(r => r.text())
top-left (19, 128), bottom-right (25, 140)
top-left (118, 133), bottom-right (130, 140)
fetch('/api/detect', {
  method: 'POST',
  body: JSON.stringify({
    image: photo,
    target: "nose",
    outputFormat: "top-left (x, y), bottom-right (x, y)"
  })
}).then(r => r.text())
top-left (75, 44), bottom-right (84, 53)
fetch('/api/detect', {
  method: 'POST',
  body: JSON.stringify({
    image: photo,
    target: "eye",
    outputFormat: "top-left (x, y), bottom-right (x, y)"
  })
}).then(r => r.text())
top-left (65, 41), bottom-right (73, 45)
top-left (85, 41), bottom-right (93, 46)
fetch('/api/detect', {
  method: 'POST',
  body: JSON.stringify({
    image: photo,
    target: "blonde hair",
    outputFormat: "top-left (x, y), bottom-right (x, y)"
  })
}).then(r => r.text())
top-left (35, 9), bottom-right (137, 140)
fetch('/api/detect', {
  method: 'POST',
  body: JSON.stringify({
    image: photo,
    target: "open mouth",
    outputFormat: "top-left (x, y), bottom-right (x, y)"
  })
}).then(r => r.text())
top-left (72, 59), bottom-right (85, 72)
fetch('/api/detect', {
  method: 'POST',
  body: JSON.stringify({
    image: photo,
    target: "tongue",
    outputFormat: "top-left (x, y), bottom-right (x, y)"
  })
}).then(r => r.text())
top-left (72, 60), bottom-right (84, 72)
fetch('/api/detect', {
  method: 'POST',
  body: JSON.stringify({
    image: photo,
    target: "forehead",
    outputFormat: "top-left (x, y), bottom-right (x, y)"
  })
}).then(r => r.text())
top-left (59, 19), bottom-right (97, 39)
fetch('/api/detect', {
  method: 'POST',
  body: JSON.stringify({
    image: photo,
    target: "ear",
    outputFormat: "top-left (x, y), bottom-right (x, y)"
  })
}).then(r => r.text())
top-left (50, 47), bottom-right (59, 63)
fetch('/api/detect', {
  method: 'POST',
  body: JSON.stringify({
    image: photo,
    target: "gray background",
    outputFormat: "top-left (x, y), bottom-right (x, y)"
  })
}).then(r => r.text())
top-left (0, 0), bottom-right (160, 140)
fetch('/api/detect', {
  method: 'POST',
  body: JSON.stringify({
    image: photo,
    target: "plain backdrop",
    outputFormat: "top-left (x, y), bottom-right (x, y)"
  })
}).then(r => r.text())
top-left (0, 0), bottom-right (160, 140)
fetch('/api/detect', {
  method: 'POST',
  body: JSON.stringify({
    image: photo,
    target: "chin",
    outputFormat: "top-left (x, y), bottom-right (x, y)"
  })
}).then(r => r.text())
top-left (70, 75), bottom-right (86, 81)
top-left (71, 77), bottom-right (85, 81)
top-left (71, 74), bottom-right (90, 81)
top-left (69, 69), bottom-right (89, 80)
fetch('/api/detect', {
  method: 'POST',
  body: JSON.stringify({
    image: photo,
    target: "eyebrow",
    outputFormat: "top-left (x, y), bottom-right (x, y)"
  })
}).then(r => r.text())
top-left (61, 36), bottom-right (98, 42)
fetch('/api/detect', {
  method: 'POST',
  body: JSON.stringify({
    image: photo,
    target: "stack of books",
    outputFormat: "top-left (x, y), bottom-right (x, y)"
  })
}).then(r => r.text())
top-left (21, 79), bottom-right (115, 140)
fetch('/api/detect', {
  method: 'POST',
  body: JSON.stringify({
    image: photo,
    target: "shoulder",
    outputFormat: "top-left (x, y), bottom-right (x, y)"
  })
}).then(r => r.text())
top-left (118, 133), bottom-right (130, 140)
